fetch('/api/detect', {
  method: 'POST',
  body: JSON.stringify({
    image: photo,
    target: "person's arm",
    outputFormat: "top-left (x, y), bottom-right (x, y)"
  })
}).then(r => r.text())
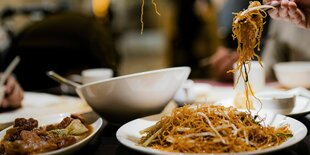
top-left (210, 46), bottom-right (238, 82)
top-left (264, 0), bottom-right (310, 29)
top-left (0, 75), bottom-right (24, 109)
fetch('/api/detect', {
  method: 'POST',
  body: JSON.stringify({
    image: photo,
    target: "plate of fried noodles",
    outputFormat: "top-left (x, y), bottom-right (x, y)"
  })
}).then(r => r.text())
top-left (116, 104), bottom-right (307, 155)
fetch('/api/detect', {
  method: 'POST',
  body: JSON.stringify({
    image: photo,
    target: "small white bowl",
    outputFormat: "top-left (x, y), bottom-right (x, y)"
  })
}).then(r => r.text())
top-left (274, 62), bottom-right (310, 88)
top-left (253, 91), bottom-right (296, 115)
top-left (81, 68), bottom-right (113, 84)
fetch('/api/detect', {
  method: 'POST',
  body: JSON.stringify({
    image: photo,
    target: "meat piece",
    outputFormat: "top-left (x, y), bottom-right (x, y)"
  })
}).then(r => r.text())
top-left (45, 124), bottom-right (58, 131)
top-left (20, 130), bottom-right (41, 141)
top-left (55, 136), bottom-right (77, 148)
top-left (46, 117), bottom-right (73, 131)
top-left (44, 134), bottom-right (77, 149)
top-left (57, 117), bottom-right (74, 129)
top-left (14, 118), bottom-right (38, 130)
top-left (1, 131), bottom-right (58, 154)
top-left (0, 143), bottom-right (5, 154)
top-left (71, 114), bottom-right (86, 124)
top-left (20, 130), bottom-right (57, 153)
top-left (3, 128), bottom-right (22, 141)
top-left (34, 127), bottom-right (48, 136)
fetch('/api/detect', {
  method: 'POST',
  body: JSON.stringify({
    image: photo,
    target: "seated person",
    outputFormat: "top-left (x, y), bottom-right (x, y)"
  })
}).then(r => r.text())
top-left (3, 12), bottom-right (120, 93)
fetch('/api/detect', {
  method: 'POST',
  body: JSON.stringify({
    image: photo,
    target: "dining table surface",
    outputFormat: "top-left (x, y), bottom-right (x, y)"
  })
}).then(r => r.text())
top-left (1, 80), bottom-right (310, 155)
top-left (75, 80), bottom-right (310, 155)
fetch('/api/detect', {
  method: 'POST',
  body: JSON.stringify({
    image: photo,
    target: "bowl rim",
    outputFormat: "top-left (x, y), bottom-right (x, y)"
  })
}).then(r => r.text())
top-left (78, 66), bottom-right (191, 88)
top-left (255, 91), bottom-right (296, 100)
top-left (274, 62), bottom-right (310, 74)
top-left (274, 61), bottom-right (310, 68)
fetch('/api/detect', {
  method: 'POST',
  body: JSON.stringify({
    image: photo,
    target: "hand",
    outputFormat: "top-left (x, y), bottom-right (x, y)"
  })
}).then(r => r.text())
top-left (264, 0), bottom-right (310, 28)
top-left (0, 75), bottom-right (24, 109)
top-left (210, 47), bottom-right (238, 82)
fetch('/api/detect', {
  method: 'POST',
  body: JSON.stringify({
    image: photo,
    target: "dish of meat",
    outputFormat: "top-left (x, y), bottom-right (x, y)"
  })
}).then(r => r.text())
top-left (0, 113), bottom-right (103, 155)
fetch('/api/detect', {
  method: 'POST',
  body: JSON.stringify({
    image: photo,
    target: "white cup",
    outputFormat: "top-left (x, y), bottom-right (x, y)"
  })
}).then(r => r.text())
top-left (253, 91), bottom-right (296, 114)
top-left (81, 68), bottom-right (113, 84)
top-left (233, 61), bottom-right (265, 93)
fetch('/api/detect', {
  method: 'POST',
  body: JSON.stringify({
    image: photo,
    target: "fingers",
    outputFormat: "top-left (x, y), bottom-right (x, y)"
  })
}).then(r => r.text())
top-left (2, 84), bottom-right (23, 109)
top-left (266, 0), bottom-right (307, 28)
top-left (263, 0), bottom-right (277, 5)
top-left (267, 1), bottom-right (282, 19)
top-left (288, 2), bottom-right (307, 28)
top-left (210, 47), bottom-right (230, 64)
top-left (279, 0), bottom-right (290, 19)
top-left (288, 2), bottom-right (298, 18)
top-left (5, 83), bottom-right (23, 108)
top-left (264, 0), bottom-right (281, 6)
top-left (211, 49), bottom-right (238, 81)
top-left (5, 76), bottom-right (16, 94)
top-left (0, 76), bottom-right (24, 109)
top-left (268, 9), bottom-right (279, 19)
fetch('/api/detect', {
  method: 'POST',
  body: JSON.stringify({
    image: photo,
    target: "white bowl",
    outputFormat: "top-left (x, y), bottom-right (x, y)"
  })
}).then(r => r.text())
top-left (81, 68), bottom-right (113, 84)
top-left (274, 62), bottom-right (310, 88)
top-left (253, 91), bottom-right (296, 115)
top-left (76, 67), bottom-right (191, 124)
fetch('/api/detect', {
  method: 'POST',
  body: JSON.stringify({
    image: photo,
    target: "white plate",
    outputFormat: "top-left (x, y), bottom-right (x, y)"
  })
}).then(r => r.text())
top-left (0, 92), bottom-right (92, 124)
top-left (217, 96), bottom-right (310, 118)
top-left (116, 112), bottom-right (307, 155)
top-left (0, 113), bottom-right (104, 155)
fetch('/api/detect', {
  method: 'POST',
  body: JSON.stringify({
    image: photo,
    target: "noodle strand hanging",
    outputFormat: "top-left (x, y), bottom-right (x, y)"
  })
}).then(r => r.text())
top-left (141, 0), bottom-right (161, 34)
top-left (228, 1), bottom-right (266, 112)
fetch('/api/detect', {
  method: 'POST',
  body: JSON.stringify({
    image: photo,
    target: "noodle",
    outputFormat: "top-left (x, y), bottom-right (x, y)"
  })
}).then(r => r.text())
top-left (140, 0), bottom-right (161, 34)
top-left (228, 1), bottom-right (267, 112)
top-left (139, 105), bottom-right (292, 153)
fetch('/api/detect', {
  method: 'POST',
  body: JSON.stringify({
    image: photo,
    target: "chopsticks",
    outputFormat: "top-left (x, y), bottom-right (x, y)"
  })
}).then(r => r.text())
top-left (0, 56), bottom-right (21, 87)
top-left (0, 56), bottom-right (20, 107)
top-left (234, 2), bottom-right (280, 23)
top-left (240, 4), bottom-right (277, 16)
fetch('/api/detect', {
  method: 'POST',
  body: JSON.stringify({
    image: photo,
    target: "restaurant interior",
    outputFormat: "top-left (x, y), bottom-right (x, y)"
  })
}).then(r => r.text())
top-left (0, 0), bottom-right (226, 82)
top-left (0, 0), bottom-right (310, 155)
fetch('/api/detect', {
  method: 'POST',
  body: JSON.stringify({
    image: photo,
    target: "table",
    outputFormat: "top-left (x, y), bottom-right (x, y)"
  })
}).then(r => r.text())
top-left (76, 81), bottom-right (310, 155)
top-left (3, 84), bottom-right (310, 155)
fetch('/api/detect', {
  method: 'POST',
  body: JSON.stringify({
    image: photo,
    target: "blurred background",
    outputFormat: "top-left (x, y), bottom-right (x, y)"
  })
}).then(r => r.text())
top-left (0, 0), bottom-right (256, 92)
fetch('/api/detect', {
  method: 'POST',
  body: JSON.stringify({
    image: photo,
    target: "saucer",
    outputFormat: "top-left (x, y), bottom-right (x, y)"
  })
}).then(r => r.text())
top-left (217, 96), bottom-right (310, 118)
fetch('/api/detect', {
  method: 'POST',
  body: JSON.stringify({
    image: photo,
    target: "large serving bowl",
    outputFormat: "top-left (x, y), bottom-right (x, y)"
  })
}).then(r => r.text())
top-left (76, 67), bottom-right (190, 124)
top-left (274, 62), bottom-right (310, 88)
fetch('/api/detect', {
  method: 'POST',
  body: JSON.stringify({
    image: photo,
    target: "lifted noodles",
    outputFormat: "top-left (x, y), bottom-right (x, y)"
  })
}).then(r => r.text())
top-left (228, 1), bottom-right (267, 111)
